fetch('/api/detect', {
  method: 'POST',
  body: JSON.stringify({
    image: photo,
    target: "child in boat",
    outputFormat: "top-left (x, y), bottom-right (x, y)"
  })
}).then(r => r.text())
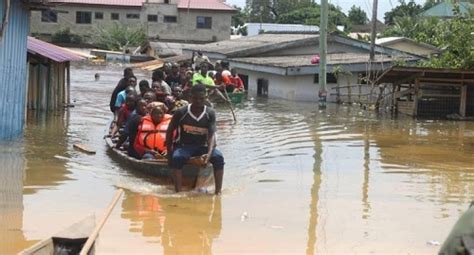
top-left (110, 93), bottom-right (137, 137)
top-left (166, 84), bottom-right (225, 194)
top-left (116, 98), bottom-right (148, 159)
top-left (153, 83), bottom-right (175, 111)
top-left (152, 70), bottom-right (171, 95)
top-left (169, 86), bottom-right (189, 114)
top-left (115, 77), bottom-right (137, 111)
top-left (143, 90), bottom-right (157, 105)
top-left (134, 102), bottom-right (172, 160)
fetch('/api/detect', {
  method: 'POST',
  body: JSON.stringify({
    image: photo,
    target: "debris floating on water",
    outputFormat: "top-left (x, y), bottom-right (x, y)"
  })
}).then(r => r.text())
top-left (241, 212), bottom-right (248, 222)
top-left (426, 240), bottom-right (440, 246)
top-left (73, 144), bottom-right (96, 154)
top-left (258, 179), bottom-right (283, 183)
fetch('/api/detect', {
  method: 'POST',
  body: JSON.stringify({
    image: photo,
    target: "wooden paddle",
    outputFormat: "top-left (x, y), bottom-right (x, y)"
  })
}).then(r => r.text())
top-left (215, 88), bottom-right (237, 122)
top-left (79, 189), bottom-right (124, 255)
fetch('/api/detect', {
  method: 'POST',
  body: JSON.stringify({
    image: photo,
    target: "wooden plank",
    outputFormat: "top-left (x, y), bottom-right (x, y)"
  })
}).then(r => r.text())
top-left (420, 93), bottom-right (460, 98)
top-left (460, 85), bottom-right (468, 117)
top-left (418, 77), bottom-right (474, 84)
top-left (413, 78), bottom-right (419, 117)
top-left (394, 88), bottom-right (415, 99)
top-left (73, 144), bottom-right (96, 155)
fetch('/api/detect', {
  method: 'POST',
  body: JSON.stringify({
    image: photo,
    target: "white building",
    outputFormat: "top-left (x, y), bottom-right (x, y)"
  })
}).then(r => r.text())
top-left (183, 33), bottom-right (423, 102)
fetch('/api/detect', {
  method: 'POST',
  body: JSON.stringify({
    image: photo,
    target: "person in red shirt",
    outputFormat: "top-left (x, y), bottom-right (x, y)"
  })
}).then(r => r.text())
top-left (230, 68), bottom-right (245, 92)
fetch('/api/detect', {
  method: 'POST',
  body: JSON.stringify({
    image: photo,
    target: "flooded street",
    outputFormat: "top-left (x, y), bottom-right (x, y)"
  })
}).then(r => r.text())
top-left (1, 64), bottom-right (474, 254)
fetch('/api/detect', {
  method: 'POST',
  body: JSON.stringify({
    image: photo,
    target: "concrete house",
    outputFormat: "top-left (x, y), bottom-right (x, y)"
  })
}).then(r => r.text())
top-left (30, 0), bottom-right (235, 43)
top-left (183, 33), bottom-right (422, 102)
top-left (376, 37), bottom-right (441, 57)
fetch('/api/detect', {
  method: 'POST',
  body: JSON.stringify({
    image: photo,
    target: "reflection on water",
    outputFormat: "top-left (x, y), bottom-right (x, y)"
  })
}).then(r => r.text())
top-left (121, 190), bottom-right (221, 254)
top-left (1, 64), bottom-right (473, 254)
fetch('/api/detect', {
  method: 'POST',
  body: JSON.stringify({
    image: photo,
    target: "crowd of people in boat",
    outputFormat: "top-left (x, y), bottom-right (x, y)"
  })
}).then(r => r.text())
top-left (106, 56), bottom-right (243, 193)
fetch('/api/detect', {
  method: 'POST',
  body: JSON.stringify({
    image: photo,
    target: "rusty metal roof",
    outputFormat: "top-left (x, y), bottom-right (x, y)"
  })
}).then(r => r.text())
top-left (46, 0), bottom-right (235, 10)
top-left (177, 0), bottom-right (235, 11)
top-left (27, 37), bottom-right (85, 63)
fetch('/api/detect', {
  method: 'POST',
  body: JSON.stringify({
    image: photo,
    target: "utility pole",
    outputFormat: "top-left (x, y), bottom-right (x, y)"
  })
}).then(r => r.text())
top-left (318, 0), bottom-right (328, 108)
top-left (369, 0), bottom-right (378, 61)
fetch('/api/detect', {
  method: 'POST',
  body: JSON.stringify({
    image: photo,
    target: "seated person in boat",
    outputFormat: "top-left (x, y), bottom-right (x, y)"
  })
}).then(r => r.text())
top-left (153, 84), bottom-right (175, 111)
top-left (230, 68), bottom-right (245, 93)
top-left (165, 63), bottom-right (183, 90)
top-left (110, 93), bottom-right (137, 137)
top-left (168, 87), bottom-right (189, 114)
top-left (114, 76), bottom-right (137, 112)
top-left (214, 72), bottom-right (234, 93)
top-left (152, 70), bottom-right (172, 95)
top-left (143, 90), bottom-right (157, 105)
top-left (166, 84), bottom-right (225, 194)
top-left (192, 63), bottom-right (215, 88)
top-left (139, 80), bottom-right (151, 97)
top-left (116, 98), bottom-right (148, 159)
top-left (109, 67), bottom-right (134, 113)
top-left (134, 102), bottom-right (172, 160)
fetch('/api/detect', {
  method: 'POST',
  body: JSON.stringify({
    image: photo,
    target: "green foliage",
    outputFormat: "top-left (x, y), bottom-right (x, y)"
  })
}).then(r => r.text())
top-left (348, 5), bottom-right (368, 25)
top-left (384, 0), bottom-right (423, 25)
top-left (384, 4), bottom-right (474, 69)
top-left (92, 23), bottom-right (147, 52)
top-left (245, 0), bottom-right (324, 23)
top-left (51, 28), bottom-right (83, 44)
top-left (277, 4), bottom-right (349, 31)
top-left (232, 5), bottom-right (249, 27)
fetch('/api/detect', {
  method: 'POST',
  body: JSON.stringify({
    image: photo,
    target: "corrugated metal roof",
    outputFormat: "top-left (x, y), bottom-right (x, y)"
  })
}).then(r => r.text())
top-left (0, 0), bottom-right (30, 140)
top-left (177, 0), bottom-right (235, 11)
top-left (47, 0), bottom-right (144, 7)
top-left (420, 1), bottom-right (473, 17)
top-left (27, 37), bottom-right (84, 62)
top-left (47, 0), bottom-right (235, 10)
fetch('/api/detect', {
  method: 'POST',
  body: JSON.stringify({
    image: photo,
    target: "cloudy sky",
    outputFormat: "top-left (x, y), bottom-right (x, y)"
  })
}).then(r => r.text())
top-left (226, 0), bottom-right (426, 21)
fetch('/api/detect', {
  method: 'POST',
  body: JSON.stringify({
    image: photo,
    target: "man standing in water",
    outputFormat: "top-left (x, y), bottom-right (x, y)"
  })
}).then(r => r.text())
top-left (166, 84), bottom-right (224, 194)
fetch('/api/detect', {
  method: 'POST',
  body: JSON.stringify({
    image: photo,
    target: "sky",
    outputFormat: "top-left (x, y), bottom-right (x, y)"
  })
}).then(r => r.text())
top-left (226, 0), bottom-right (426, 21)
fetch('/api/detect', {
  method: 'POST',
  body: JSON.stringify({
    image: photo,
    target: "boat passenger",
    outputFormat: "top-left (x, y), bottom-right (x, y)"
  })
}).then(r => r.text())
top-left (139, 80), bottom-right (151, 97)
top-left (169, 87), bottom-right (189, 114)
top-left (166, 84), bottom-right (225, 194)
top-left (165, 63), bottom-right (183, 90)
top-left (116, 98), bottom-right (148, 159)
top-left (192, 63), bottom-right (215, 87)
top-left (214, 72), bottom-right (234, 93)
top-left (110, 93), bottom-right (137, 137)
top-left (193, 51), bottom-right (210, 70)
top-left (152, 70), bottom-right (172, 95)
top-left (115, 76), bottom-right (137, 111)
top-left (143, 90), bottom-right (157, 105)
top-left (134, 103), bottom-right (172, 160)
top-left (153, 83), bottom-right (174, 110)
top-left (230, 68), bottom-right (245, 93)
top-left (109, 67), bottom-right (134, 113)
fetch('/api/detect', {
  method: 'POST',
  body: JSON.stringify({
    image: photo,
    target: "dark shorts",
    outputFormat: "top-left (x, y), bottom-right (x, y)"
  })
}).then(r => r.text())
top-left (170, 145), bottom-right (224, 170)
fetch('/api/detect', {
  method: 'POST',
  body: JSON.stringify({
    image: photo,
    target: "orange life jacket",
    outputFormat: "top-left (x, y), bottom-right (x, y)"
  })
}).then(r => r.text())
top-left (134, 114), bottom-right (172, 157)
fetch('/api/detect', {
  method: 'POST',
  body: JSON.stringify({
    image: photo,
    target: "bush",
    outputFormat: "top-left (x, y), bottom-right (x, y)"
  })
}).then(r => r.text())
top-left (51, 28), bottom-right (83, 44)
top-left (92, 23), bottom-right (147, 52)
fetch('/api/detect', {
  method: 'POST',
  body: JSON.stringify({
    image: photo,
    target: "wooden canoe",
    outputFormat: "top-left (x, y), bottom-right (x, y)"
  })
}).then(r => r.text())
top-left (20, 215), bottom-right (96, 255)
top-left (104, 120), bottom-right (214, 189)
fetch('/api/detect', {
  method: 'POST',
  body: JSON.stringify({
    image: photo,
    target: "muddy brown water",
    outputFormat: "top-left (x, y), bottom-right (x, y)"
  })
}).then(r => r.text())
top-left (1, 65), bottom-right (474, 254)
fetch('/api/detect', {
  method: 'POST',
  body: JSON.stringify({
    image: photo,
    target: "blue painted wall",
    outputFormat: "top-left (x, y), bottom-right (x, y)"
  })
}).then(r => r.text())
top-left (0, 1), bottom-right (30, 140)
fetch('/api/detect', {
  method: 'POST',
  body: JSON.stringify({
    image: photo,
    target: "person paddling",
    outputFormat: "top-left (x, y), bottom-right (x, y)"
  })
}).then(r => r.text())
top-left (166, 84), bottom-right (224, 194)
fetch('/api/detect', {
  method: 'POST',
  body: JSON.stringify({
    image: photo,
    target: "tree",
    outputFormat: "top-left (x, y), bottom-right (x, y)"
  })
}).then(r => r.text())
top-left (245, 0), bottom-right (314, 23)
top-left (384, 0), bottom-right (423, 25)
top-left (348, 5), bottom-right (368, 25)
top-left (277, 3), bottom-right (349, 31)
top-left (232, 5), bottom-right (249, 27)
top-left (92, 23), bottom-right (147, 52)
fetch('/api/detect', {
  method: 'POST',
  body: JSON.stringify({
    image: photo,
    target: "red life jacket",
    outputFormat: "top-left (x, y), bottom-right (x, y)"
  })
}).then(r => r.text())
top-left (133, 114), bottom-right (172, 157)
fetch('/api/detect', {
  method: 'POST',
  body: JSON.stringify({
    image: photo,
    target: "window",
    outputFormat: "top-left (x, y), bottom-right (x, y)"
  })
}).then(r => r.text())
top-left (111, 13), bottom-right (119, 20)
top-left (196, 16), bottom-right (212, 29)
top-left (126, 13), bottom-right (140, 19)
top-left (148, 15), bottom-right (158, 22)
top-left (164, 0), bottom-right (170, 3)
top-left (95, 12), bottom-right (103, 19)
top-left (41, 10), bottom-right (57, 23)
top-left (164, 15), bottom-right (177, 23)
top-left (257, 78), bottom-right (269, 96)
top-left (76, 11), bottom-right (92, 24)
top-left (313, 73), bottom-right (338, 84)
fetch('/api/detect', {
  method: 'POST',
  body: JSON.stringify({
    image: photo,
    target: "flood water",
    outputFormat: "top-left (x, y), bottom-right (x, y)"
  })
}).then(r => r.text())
top-left (1, 64), bottom-right (474, 254)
